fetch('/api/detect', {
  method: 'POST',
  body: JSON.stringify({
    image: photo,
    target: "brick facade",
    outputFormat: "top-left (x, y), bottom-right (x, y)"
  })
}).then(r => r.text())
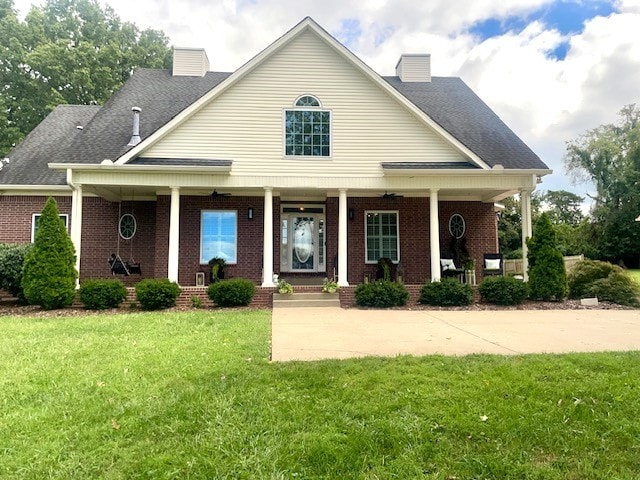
top-left (1, 194), bottom-right (499, 287)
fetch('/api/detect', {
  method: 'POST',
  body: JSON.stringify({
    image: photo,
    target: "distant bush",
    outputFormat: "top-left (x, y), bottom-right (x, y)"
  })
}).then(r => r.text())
top-left (79, 279), bottom-right (128, 310)
top-left (419, 279), bottom-right (472, 306)
top-left (22, 197), bottom-right (77, 309)
top-left (135, 279), bottom-right (181, 310)
top-left (208, 279), bottom-right (256, 307)
top-left (568, 260), bottom-right (620, 299)
top-left (588, 272), bottom-right (640, 307)
top-left (354, 281), bottom-right (408, 308)
top-left (479, 276), bottom-right (528, 305)
top-left (0, 243), bottom-right (31, 300)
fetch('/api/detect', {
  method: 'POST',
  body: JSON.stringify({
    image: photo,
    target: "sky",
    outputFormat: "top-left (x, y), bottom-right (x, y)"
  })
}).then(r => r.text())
top-left (13, 0), bottom-right (640, 204)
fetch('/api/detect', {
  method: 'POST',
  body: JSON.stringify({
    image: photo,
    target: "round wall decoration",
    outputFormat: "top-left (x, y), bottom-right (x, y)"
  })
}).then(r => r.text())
top-left (119, 213), bottom-right (137, 240)
top-left (448, 214), bottom-right (465, 239)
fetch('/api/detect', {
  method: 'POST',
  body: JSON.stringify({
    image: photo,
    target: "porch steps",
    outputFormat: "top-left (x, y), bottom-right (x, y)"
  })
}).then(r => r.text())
top-left (273, 292), bottom-right (340, 308)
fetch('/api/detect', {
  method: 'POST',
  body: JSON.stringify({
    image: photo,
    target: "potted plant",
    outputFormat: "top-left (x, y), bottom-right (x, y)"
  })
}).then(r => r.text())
top-left (463, 259), bottom-right (476, 286)
top-left (322, 278), bottom-right (339, 293)
top-left (208, 257), bottom-right (226, 283)
top-left (277, 279), bottom-right (293, 294)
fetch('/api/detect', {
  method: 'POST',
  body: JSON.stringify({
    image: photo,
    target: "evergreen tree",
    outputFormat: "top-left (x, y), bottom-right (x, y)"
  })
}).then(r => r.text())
top-left (22, 197), bottom-right (77, 309)
top-left (527, 213), bottom-right (567, 301)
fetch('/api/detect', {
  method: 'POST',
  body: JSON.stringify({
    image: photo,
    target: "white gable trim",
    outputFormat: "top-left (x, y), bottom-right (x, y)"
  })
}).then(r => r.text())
top-left (115, 17), bottom-right (489, 169)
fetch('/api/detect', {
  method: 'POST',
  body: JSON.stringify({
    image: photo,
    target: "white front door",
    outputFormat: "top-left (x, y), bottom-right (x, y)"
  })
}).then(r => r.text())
top-left (280, 206), bottom-right (326, 273)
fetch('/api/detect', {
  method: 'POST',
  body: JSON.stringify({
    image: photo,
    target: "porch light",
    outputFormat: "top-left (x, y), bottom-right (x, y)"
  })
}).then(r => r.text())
top-left (248, 207), bottom-right (254, 220)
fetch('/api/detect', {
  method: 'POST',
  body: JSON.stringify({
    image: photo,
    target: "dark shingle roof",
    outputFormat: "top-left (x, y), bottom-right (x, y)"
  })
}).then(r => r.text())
top-left (384, 76), bottom-right (548, 170)
top-left (1, 68), bottom-right (547, 187)
top-left (0, 105), bottom-right (101, 185)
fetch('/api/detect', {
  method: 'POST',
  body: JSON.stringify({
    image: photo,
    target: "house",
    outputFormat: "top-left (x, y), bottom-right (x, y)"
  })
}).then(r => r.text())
top-left (0, 17), bottom-right (550, 293)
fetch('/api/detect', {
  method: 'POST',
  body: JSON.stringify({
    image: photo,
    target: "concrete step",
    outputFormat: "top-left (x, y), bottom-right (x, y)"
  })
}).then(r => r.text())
top-left (273, 292), bottom-right (340, 308)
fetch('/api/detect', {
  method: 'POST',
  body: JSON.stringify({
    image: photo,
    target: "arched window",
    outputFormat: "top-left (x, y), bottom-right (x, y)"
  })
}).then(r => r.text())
top-left (285, 95), bottom-right (330, 157)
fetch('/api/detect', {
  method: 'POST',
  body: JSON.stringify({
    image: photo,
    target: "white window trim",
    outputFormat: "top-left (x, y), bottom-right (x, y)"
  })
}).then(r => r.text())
top-left (31, 213), bottom-right (69, 243)
top-left (282, 95), bottom-right (333, 158)
top-left (118, 213), bottom-right (137, 240)
top-left (199, 210), bottom-right (238, 265)
top-left (364, 210), bottom-right (400, 264)
top-left (448, 213), bottom-right (466, 238)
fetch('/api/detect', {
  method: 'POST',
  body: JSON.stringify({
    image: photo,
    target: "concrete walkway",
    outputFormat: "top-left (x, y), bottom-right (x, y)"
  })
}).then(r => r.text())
top-left (271, 307), bottom-right (640, 361)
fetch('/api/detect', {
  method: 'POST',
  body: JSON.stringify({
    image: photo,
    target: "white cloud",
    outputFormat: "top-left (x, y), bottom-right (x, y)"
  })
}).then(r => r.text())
top-left (12, 0), bottom-right (640, 200)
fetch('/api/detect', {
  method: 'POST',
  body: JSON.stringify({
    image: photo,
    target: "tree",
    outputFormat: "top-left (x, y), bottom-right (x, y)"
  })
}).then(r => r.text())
top-left (498, 193), bottom-right (542, 258)
top-left (565, 104), bottom-right (640, 265)
top-left (542, 190), bottom-right (584, 226)
top-left (22, 197), bottom-right (77, 309)
top-left (0, 0), bottom-right (172, 156)
top-left (527, 213), bottom-right (567, 301)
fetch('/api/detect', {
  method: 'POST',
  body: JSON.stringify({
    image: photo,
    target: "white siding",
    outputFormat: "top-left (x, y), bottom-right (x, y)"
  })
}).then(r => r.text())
top-left (172, 48), bottom-right (209, 77)
top-left (396, 54), bottom-right (431, 82)
top-left (146, 30), bottom-right (467, 177)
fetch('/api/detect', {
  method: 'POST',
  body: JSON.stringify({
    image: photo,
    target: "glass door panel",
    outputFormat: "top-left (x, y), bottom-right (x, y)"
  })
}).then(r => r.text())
top-left (291, 216), bottom-right (314, 270)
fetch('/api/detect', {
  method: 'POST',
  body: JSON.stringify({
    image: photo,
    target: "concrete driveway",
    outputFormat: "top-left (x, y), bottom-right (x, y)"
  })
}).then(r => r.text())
top-left (271, 307), bottom-right (640, 361)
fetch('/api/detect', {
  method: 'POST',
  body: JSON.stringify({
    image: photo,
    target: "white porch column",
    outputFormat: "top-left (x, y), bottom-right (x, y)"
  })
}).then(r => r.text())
top-left (167, 186), bottom-right (180, 283)
top-left (71, 184), bottom-right (83, 287)
top-left (261, 187), bottom-right (275, 287)
top-left (338, 189), bottom-right (349, 286)
top-left (430, 189), bottom-right (441, 282)
top-left (521, 189), bottom-right (532, 281)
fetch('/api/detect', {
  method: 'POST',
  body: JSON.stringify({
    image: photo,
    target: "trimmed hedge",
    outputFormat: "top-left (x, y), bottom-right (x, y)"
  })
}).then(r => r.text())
top-left (568, 260), bottom-right (620, 299)
top-left (0, 243), bottom-right (31, 300)
top-left (419, 278), bottom-right (473, 306)
top-left (588, 271), bottom-right (640, 307)
top-left (527, 213), bottom-right (567, 301)
top-left (354, 281), bottom-right (408, 308)
top-left (208, 279), bottom-right (256, 307)
top-left (79, 279), bottom-right (128, 310)
top-left (479, 276), bottom-right (528, 305)
top-left (135, 279), bottom-right (181, 310)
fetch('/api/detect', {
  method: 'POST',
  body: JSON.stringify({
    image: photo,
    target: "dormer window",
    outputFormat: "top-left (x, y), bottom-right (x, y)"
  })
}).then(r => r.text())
top-left (285, 95), bottom-right (330, 157)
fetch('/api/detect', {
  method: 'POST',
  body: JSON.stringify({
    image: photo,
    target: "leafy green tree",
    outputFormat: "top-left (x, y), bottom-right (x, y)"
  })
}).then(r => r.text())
top-left (527, 213), bottom-right (567, 301)
top-left (565, 104), bottom-right (640, 264)
top-left (0, 0), bottom-right (172, 156)
top-left (22, 197), bottom-right (77, 309)
top-left (498, 193), bottom-right (542, 258)
top-left (542, 190), bottom-right (585, 226)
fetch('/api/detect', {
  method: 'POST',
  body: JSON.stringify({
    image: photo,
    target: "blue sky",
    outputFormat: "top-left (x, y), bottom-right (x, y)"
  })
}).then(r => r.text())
top-left (13, 0), bottom-right (640, 202)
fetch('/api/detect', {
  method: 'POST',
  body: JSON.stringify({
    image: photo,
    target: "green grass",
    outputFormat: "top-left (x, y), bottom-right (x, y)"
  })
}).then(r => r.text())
top-left (2, 311), bottom-right (640, 479)
top-left (628, 269), bottom-right (640, 285)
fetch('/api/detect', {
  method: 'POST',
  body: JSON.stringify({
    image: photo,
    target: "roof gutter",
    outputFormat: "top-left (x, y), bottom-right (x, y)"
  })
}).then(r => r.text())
top-left (382, 167), bottom-right (553, 177)
top-left (49, 163), bottom-right (233, 174)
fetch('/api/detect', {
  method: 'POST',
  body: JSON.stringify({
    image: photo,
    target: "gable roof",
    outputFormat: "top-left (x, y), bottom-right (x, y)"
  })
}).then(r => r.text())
top-left (1, 17), bottom-right (548, 187)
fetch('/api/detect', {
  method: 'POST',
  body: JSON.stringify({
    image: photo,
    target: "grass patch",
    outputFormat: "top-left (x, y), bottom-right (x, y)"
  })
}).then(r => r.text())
top-left (628, 269), bottom-right (640, 285)
top-left (2, 311), bottom-right (640, 479)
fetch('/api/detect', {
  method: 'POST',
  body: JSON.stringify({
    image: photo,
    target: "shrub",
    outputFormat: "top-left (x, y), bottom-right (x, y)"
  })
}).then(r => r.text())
top-left (568, 259), bottom-right (620, 299)
top-left (0, 243), bottom-right (31, 300)
top-left (419, 278), bottom-right (472, 306)
top-left (79, 279), bottom-right (128, 310)
top-left (135, 279), bottom-right (181, 310)
top-left (588, 271), bottom-right (640, 307)
top-left (354, 281), bottom-right (408, 308)
top-left (208, 279), bottom-right (256, 307)
top-left (527, 213), bottom-right (567, 301)
top-left (190, 296), bottom-right (204, 308)
top-left (22, 198), bottom-right (77, 309)
top-left (479, 276), bottom-right (528, 305)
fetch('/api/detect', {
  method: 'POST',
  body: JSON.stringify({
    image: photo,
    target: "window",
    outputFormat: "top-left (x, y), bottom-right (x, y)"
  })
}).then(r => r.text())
top-left (285, 95), bottom-right (330, 156)
top-left (365, 211), bottom-right (399, 262)
top-left (200, 211), bottom-right (237, 264)
top-left (31, 213), bottom-right (69, 243)
top-left (449, 214), bottom-right (466, 238)
top-left (118, 214), bottom-right (137, 240)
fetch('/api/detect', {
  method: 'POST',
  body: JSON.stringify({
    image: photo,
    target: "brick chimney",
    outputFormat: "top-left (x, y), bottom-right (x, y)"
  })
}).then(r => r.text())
top-left (172, 47), bottom-right (210, 77)
top-left (395, 54), bottom-right (431, 82)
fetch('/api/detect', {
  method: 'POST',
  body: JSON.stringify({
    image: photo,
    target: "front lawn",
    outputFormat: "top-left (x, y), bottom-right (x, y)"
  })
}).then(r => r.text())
top-left (628, 269), bottom-right (640, 285)
top-left (1, 310), bottom-right (639, 479)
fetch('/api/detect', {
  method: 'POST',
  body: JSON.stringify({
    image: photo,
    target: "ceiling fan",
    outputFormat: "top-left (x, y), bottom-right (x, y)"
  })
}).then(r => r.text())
top-left (381, 191), bottom-right (404, 199)
top-left (211, 190), bottom-right (232, 199)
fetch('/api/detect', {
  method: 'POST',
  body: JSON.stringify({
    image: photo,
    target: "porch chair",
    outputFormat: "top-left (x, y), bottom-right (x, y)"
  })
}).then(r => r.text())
top-left (440, 258), bottom-right (464, 282)
top-left (482, 253), bottom-right (504, 277)
top-left (109, 253), bottom-right (141, 276)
